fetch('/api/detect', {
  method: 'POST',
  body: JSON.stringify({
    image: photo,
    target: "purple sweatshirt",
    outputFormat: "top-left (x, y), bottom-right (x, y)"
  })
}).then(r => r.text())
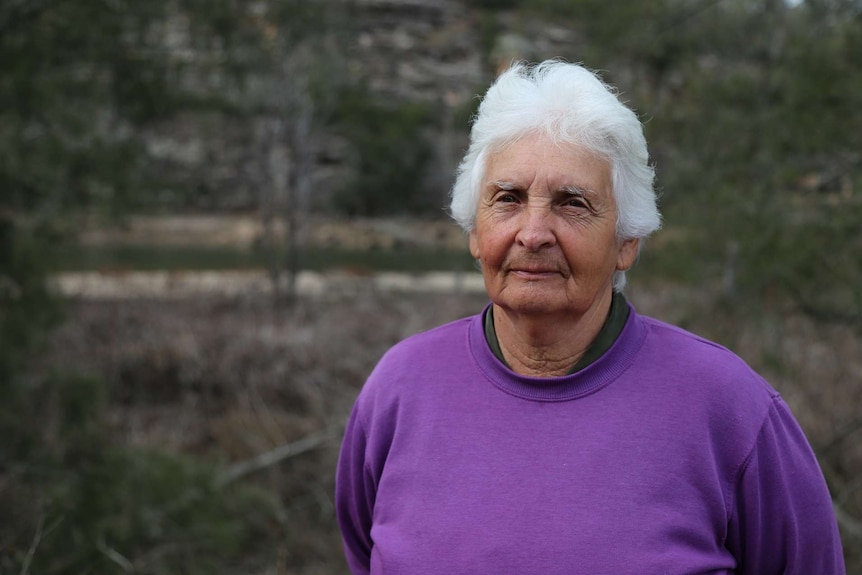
top-left (336, 304), bottom-right (844, 574)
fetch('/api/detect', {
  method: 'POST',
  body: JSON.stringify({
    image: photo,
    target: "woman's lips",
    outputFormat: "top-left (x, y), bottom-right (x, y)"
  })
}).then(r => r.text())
top-left (511, 268), bottom-right (560, 279)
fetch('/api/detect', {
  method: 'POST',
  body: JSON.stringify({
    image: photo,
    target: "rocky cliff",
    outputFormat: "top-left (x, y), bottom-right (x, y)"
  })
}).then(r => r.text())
top-left (146, 0), bottom-right (586, 214)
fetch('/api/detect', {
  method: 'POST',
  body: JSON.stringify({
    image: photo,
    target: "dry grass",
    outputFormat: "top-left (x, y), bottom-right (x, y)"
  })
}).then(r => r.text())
top-left (41, 288), bottom-right (487, 574)
top-left (39, 282), bottom-right (862, 573)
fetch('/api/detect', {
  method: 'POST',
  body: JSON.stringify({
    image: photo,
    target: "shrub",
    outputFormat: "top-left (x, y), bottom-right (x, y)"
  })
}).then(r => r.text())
top-left (1, 371), bottom-right (279, 575)
top-left (334, 88), bottom-right (438, 217)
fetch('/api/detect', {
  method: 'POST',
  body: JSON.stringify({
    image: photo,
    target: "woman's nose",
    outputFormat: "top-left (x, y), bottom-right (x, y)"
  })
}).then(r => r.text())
top-left (515, 205), bottom-right (556, 251)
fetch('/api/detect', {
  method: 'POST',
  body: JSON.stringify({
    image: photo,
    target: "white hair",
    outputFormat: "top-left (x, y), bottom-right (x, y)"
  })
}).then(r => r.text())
top-left (449, 60), bottom-right (661, 291)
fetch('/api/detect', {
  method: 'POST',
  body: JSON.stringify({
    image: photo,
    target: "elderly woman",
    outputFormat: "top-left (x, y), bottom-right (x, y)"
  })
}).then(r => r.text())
top-left (335, 61), bottom-right (844, 574)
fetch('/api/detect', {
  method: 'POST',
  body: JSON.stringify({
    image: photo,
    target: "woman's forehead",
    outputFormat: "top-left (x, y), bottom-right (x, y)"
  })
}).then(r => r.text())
top-left (484, 134), bottom-right (612, 193)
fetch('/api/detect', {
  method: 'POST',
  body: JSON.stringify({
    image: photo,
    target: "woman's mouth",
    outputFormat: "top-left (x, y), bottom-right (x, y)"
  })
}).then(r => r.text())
top-left (511, 268), bottom-right (559, 280)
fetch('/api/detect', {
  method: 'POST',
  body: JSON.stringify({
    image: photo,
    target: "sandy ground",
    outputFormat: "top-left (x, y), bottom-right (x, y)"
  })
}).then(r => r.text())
top-left (52, 270), bottom-right (487, 299)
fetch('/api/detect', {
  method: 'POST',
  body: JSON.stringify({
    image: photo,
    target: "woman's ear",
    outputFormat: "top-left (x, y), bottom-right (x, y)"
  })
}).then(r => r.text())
top-left (616, 238), bottom-right (639, 272)
top-left (469, 228), bottom-right (480, 260)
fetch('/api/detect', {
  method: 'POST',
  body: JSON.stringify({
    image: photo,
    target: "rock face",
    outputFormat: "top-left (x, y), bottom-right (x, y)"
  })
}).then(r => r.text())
top-left (344, 0), bottom-right (585, 102)
top-left (352, 0), bottom-right (484, 103)
top-left (147, 0), bottom-right (584, 214)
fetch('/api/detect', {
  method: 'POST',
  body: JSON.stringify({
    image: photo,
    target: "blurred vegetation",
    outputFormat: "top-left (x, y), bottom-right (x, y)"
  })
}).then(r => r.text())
top-left (53, 243), bottom-right (475, 273)
top-left (334, 89), bottom-right (437, 216)
top-left (516, 0), bottom-right (862, 326)
top-left (2, 0), bottom-right (861, 572)
top-left (628, 0), bottom-right (862, 324)
top-left (1, 371), bottom-right (279, 574)
top-left (0, 0), bottom-right (342, 572)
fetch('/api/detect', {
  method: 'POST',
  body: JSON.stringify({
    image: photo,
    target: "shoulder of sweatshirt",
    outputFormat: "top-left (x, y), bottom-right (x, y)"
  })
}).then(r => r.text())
top-left (633, 312), bottom-right (782, 422)
top-left (353, 313), bottom-right (478, 407)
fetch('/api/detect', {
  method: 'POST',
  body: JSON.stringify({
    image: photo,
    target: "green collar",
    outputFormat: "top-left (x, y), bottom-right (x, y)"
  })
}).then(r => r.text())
top-left (483, 292), bottom-right (630, 375)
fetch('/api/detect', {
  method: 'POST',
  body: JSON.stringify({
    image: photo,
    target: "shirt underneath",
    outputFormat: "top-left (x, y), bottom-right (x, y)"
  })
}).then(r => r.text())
top-left (483, 291), bottom-right (630, 374)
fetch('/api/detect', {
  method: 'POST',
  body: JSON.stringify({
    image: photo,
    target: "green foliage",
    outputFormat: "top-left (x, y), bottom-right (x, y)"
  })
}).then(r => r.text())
top-left (520, 0), bottom-right (690, 66)
top-left (1, 371), bottom-right (278, 575)
top-left (0, 1), bottom-right (181, 215)
top-left (0, 0), bottom-right (345, 216)
top-left (510, 0), bottom-right (862, 327)
top-left (53, 243), bottom-right (476, 273)
top-left (476, 9), bottom-right (503, 65)
top-left (464, 0), bottom-right (523, 9)
top-left (524, 0), bottom-right (862, 326)
top-left (335, 90), bottom-right (437, 216)
top-left (0, 10), bottom-right (342, 567)
top-left (0, 215), bottom-right (62, 378)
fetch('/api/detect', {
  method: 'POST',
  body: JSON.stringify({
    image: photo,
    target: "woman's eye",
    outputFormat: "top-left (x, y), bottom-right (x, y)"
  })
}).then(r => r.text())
top-left (497, 193), bottom-right (518, 203)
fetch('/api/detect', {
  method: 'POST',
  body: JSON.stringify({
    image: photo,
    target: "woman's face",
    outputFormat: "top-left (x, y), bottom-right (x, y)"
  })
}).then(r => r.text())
top-left (469, 133), bottom-right (639, 319)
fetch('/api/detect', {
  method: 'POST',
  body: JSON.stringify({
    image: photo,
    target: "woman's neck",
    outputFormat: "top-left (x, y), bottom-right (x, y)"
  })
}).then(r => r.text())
top-left (492, 293), bottom-right (613, 377)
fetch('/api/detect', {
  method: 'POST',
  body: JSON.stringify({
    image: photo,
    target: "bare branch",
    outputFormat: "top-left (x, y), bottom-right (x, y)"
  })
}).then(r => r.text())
top-left (97, 535), bottom-right (135, 573)
top-left (19, 512), bottom-right (44, 575)
top-left (215, 425), bottom-right (342, 488)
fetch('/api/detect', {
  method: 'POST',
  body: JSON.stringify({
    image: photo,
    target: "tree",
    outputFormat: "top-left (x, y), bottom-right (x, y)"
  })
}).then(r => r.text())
top-left (334, 89), bottom-right (436, 218)
top-left (0, 2), bottom-right (286, 571)
top-left (212, 0), bottom-right (353, 303)
top-left (645, 1), bottom-right (862, 319)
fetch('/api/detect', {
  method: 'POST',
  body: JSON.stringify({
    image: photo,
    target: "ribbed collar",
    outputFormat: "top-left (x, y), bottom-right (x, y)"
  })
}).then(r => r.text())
top-left (484, 291), bottom-right (630, 374)
top-left (468, 302), bottom-right (648, 402)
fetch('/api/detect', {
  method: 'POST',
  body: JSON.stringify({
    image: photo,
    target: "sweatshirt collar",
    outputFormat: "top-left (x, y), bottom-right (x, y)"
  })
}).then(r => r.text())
top-left (469, 300), bottom-right (647, 402)
top-left (483, 291), bottom-right (630, 375)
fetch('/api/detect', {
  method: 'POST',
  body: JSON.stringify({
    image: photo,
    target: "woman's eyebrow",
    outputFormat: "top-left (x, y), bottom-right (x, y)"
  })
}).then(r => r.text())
top-left (490, 180), bottom-right (517, 191)
top-left (560, 185), bottom-right (597, 197)
top-left (560, 185), bottom-right (595, 196)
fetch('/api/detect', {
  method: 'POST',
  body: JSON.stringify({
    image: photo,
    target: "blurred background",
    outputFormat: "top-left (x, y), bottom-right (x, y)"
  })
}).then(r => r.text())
top-left (2, 0), bottom-right (861, 573)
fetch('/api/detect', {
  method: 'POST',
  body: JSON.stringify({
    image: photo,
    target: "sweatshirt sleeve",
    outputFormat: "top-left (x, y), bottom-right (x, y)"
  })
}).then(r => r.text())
top-left (727, 396), bottom-right (845, 574)
top-left (335, 403), bottom-right (375, 575)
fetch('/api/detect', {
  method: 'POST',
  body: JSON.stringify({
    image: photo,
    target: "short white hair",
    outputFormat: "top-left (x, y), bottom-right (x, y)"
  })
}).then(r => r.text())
top-left (449, 60), bottom-right (661, 291)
